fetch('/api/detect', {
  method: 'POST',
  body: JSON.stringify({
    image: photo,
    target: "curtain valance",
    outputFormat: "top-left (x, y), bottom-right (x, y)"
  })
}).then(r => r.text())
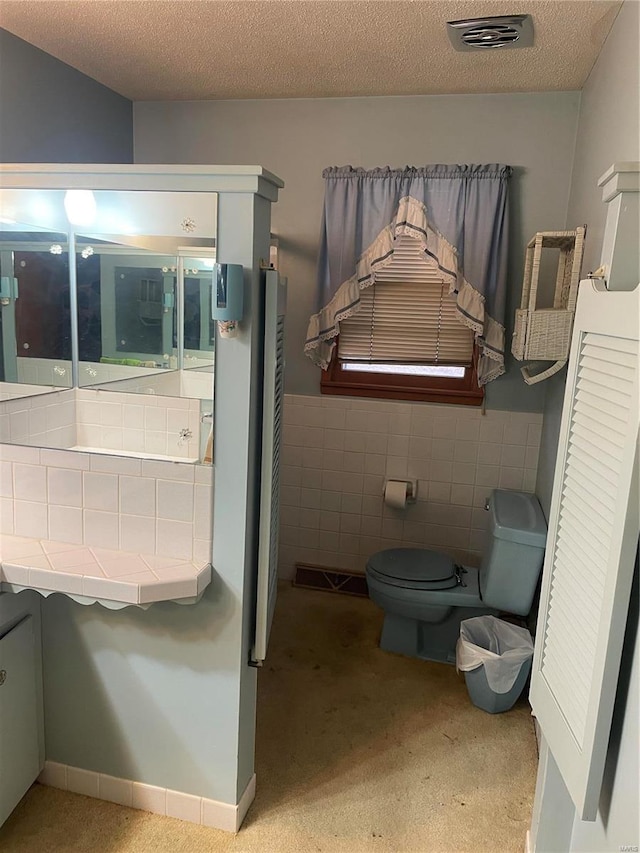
top-left (304, 164), bottom-right (512, 385)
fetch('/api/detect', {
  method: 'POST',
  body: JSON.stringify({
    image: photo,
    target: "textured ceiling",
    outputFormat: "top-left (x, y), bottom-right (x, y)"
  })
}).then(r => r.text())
top-left (0, 1), bottom-right (622, 101)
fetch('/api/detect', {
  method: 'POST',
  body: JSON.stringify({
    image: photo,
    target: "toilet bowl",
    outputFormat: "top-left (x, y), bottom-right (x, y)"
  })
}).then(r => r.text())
top-left (365, 489), bottom-right (547, 664)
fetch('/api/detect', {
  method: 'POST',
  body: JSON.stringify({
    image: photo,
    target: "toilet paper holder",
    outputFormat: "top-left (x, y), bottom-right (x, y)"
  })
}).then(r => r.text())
top-left (383, 479), bottom-right (418, 504)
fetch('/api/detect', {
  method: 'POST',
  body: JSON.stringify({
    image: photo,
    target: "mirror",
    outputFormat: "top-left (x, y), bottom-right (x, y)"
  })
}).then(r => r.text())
top-left (183, 256), bottom-right (215, 370)
top-left (75, 236), bottom-right (179, 387)
top-left (0, 220), bottom-right (72, 398)
top-left (76, 242), bottom-right (216, 402)
top-left (0, 186), bottom-right (217, 471)
top-left (0, 189), bottom-right (217, 400)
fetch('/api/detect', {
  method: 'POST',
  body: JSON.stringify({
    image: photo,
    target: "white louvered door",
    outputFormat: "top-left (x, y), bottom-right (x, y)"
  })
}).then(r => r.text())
top-left (530, 279), bottom-right (639, 821)
top-left (252, 270), bottom-right (287, 665)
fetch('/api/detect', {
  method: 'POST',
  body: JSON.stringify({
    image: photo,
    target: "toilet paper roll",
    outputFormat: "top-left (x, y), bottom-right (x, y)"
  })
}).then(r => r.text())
top-left (384, 480), bottom-right (407, 510)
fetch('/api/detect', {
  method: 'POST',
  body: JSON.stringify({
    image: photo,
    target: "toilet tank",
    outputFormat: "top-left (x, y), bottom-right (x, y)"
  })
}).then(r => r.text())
top-left (479, 489), bottom-right (547, 616)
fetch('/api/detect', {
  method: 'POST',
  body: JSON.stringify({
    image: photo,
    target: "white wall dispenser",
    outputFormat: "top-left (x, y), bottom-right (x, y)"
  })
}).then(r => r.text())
top-left (512, 226), bottom-right (586, 384)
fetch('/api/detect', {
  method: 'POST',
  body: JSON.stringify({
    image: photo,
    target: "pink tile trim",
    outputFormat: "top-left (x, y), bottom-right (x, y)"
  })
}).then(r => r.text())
top-left (0, 533), bottom-right (211, 606)
top-left (37, 762), bottom-right (255, 833)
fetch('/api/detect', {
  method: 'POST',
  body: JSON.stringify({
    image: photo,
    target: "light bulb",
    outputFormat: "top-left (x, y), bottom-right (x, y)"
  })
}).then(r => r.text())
top-left (64, 190), bottom-right (97, 227)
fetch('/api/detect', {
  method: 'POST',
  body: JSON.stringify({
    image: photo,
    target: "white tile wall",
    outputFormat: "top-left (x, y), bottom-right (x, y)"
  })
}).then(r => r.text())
top-left (75, 389), bottom-right (201, 461)
top-left (38, 761), bottom-right (254, 832)
top-left (278, 394), bottom-right (543, 578)
top-left (0, 445), bottom-right (214, 560)
top-left (0, 388), bottom-right (203, 463)
top-left (0, 389), bottom-right (76, 448)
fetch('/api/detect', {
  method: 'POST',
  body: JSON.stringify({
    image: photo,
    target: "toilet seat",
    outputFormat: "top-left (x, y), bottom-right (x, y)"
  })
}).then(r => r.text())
top-left (366, 548), bottom-right (460, 591)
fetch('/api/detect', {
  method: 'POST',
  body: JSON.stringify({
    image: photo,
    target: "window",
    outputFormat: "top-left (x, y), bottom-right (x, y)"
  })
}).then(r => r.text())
top-left (321, 236), bottom-right (484, 405)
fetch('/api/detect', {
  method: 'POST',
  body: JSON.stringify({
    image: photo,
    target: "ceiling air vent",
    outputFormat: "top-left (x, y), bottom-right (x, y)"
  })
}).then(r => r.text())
top-left (447, 15), bottom-right (534, 51)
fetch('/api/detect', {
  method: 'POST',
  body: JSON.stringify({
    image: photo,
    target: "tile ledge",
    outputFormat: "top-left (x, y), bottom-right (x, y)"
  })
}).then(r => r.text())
top-left (0, 582), bottom-right (206, 610)
top-left (0, 534), bottom-right (212, 608)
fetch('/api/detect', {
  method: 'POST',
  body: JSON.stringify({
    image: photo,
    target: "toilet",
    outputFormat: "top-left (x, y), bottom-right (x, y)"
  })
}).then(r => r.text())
top-left (365, 489), bottom-right (547, 664)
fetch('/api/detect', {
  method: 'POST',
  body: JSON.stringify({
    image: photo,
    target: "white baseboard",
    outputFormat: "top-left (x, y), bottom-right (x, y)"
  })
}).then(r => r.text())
top-left (38, 761), bottom-right (256, 833)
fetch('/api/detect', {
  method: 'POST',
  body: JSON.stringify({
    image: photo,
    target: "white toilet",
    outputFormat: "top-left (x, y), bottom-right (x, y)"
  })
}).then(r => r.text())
top-left (365, 489), bottom-right (547, 664)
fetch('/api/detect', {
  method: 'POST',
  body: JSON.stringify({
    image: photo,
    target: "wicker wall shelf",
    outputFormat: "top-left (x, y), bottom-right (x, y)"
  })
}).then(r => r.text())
top-left (512, 226), bottom-right (586, 384)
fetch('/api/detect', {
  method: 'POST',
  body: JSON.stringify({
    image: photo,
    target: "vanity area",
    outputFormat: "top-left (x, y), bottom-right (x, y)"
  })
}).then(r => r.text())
top-left (0, 164), bottom-right (283, 830)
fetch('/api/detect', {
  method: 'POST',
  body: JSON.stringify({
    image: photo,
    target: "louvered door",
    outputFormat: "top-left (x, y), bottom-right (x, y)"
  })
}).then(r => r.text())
top-left (530, 279), bottom-right (639, 821)
top-left (252, 270), bottom-right (287, 664)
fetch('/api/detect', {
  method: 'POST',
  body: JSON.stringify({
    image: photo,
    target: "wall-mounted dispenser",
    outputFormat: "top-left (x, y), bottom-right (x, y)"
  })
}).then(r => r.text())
top-left (163, 291), bottom-right (175, 314)
top-left (0, 275), bottom-right (18, 306)
top-left (212, 263), bottom-right (243, 338)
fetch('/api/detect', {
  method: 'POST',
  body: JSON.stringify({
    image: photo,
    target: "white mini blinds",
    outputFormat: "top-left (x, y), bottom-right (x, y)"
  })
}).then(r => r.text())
top-left (338, 236), bottom-right (474, 366)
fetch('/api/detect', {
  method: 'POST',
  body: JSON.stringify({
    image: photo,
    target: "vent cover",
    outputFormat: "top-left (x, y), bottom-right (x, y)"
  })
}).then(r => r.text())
top-left (447, 15), bottom-right (534, 51)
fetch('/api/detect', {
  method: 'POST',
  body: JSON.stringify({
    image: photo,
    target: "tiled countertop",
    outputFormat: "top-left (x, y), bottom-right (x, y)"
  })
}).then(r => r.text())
top-left (0, 534), bottom-right (211, 607)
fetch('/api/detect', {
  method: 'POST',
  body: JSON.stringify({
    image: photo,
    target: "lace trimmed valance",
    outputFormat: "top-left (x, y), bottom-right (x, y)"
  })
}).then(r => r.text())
top-left (305, 164), bottom-right (512, 386)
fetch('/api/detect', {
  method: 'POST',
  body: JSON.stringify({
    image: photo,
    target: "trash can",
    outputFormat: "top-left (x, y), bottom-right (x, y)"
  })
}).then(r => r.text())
top-left (456, 615), bottom-right (534, 714)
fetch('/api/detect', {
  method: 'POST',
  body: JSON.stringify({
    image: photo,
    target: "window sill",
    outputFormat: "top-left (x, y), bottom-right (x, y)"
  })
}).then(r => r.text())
top-left (320, 377), bottom-right (484, 406)
top-left (321, 356), bottom-right (485, 406)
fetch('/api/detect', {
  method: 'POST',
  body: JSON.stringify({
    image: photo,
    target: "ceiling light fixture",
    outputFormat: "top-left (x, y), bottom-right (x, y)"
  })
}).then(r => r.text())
top-left (64, 189), bottom-right (97, 226)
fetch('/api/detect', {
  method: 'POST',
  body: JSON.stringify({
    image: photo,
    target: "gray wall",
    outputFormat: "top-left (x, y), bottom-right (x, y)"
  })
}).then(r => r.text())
top-left (0, 28), bottom-right (132, 163)
top-left (134, 91), bottom-right (581, 411)
top-left (536, 0), bottom-right (640, 520)
top-left (532, 3), bottom-right (640, 850)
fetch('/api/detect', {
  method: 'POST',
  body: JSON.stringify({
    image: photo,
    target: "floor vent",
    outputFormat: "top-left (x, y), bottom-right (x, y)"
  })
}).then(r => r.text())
top-left (293, 563), bottom-right (368, 597)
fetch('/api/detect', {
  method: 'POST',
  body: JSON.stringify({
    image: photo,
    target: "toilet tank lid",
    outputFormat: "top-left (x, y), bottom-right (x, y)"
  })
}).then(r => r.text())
top-left (490, 490), bottom-right (547, 548)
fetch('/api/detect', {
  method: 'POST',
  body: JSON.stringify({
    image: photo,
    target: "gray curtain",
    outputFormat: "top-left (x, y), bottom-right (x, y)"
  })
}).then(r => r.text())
top-left (305, 164), bottom-right (512, 385)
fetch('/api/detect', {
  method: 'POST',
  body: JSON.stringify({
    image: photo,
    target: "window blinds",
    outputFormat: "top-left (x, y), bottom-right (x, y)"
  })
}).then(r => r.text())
top-left (338, 235), bottom-right (474, 365)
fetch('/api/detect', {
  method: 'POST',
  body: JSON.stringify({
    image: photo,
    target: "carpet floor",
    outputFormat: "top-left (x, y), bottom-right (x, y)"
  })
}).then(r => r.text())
top-left (0, 585), bottom-right (538, 852)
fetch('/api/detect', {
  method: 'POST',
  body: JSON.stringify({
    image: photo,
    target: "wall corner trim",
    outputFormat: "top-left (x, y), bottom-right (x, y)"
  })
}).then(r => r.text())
top-left (597, 161), bottom-right (640, 202)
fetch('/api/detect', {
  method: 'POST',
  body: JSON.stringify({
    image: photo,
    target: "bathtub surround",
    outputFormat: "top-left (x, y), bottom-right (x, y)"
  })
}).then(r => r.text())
top-left (279, 394), bottom-right (542, 579)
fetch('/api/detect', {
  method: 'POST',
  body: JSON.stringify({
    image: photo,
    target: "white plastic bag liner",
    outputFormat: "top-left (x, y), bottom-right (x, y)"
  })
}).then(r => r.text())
top-left (456, 616), bottom-right (534, 693)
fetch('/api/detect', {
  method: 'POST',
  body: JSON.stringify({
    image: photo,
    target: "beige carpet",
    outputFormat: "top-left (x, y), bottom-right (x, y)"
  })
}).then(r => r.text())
top-left (0, 585), bottom-right (537, 852)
